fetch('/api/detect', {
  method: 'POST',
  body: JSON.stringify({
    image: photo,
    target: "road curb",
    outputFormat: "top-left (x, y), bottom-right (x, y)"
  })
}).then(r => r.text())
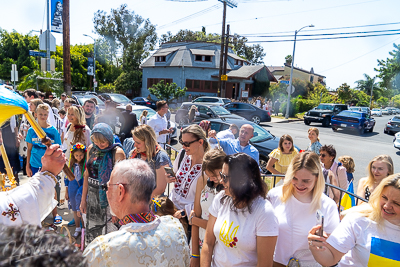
top-left (272, 118), bottom-right (304, 123)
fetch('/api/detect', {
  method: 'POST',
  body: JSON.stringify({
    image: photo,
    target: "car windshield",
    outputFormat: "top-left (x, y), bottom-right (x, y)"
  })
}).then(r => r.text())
top-left (372, 108), bottom-right (380, 111)
top-left (339, 111), bottom-right (362, 118)
top-left (393, 116), bottom-right (400, 121)
top-left (251, 123), bottom-right (273, 142)
top-left (76, 95), bottom-right (105, 106)
top-left (316, 104), bottom-right (334, 111)
top-left (131, 108), bottom-right (156, 119)
top-left (110, 94), bottom-right (131, 104)
top-left (210, 106), bottom-right (230, 115)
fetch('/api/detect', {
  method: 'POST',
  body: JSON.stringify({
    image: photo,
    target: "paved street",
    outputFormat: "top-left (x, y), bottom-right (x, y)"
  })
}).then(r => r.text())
top-left (259, 115), bottom-right (399, 187)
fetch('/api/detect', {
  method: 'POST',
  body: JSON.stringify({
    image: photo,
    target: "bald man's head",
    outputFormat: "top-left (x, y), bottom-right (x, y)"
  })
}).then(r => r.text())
top-left (238, 124), bottom-right (254, 145)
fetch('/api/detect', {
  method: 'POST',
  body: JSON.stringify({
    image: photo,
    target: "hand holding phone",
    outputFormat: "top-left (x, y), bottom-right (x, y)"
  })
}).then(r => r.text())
top-left (164, 167), bottom-right (176, 183)
top-left (316, 210), bottom-right (324, 237)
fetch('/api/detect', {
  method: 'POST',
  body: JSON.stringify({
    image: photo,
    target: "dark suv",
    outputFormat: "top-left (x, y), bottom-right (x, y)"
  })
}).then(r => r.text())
top-left (304, 103), bottom-right (348, 127)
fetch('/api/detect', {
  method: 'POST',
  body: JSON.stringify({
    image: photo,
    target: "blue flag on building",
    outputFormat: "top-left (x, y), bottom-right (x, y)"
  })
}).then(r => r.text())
top-left (51, 0), bottom-right (63, 33)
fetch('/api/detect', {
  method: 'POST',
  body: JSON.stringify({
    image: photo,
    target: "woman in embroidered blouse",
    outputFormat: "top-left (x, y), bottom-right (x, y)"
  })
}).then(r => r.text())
top-left (356, 154), bottom-right (393, 203)
top-left (129, 124), bottom-right (172, 197)
top-left (267, 134), bottom-right (298, 175)
top-left (306, 127), bottom-right (322, 155)
top-left (189, 149), bottom-right (226, 265)
top-left (201, 153), bottom-right (278, 267)
top-left (267, 152), bottom-right (340, 267)
top-left (166, 124), bottom-right (210, 220)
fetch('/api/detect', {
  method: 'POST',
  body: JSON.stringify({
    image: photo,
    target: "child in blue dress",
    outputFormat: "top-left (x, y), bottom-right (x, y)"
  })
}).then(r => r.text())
top-left (65, 143), bottom-right (86, 238)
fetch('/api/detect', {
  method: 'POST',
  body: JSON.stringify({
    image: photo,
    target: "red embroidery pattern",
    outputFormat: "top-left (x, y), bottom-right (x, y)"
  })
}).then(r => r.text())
top-left (174, 156), bottom-right (202, 198)
top-left (2, 203), bottom-right (20, 222)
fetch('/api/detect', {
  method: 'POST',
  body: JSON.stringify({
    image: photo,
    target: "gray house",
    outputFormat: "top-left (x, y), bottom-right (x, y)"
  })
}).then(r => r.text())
top-left (140, 41), bottom-right (277, 99)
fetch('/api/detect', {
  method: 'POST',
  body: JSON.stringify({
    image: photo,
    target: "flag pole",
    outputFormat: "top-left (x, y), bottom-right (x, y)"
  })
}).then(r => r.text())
top-left (0, 143), bottom-right (17, 189)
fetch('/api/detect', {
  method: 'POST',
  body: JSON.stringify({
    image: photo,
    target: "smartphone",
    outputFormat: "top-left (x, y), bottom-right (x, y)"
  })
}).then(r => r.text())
top-left (316, 210), bottom-right (324, 237)
top-left (164, 167), bottom-right (176, 177)
top-left (180, 210), bottom-right (186, 217)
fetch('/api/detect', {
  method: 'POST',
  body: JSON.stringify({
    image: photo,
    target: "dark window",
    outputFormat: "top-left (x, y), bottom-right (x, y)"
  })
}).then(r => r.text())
top-left (212, 81), bottom-right (218, 91)
top-left (195, 55), bottom-right (202, 61)
top-left (148, 78), bottom-right (173, 88)
top-left (310, 76), bottom-right (314, 83)
top-left (195, 55), bottom-right (212, 62)
top-left (204, 56), bottom-right (211, 62)
top-left (204, 81), bottom-right (212, 90)
top-left (210, 122), bottom-right (222, 132)
top-left (193, 80), bottom-right (200, 89)
top-left (155, 56), bottom-right (166, 62)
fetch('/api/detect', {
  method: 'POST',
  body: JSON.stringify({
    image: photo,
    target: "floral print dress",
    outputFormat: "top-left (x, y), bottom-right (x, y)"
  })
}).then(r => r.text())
top-left (198, 185), bottom-right (218, 249)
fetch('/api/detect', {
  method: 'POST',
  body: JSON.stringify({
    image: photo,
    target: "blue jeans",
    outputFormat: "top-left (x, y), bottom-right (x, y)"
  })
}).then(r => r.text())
top-left (30, 165), bottom-right (40, 176)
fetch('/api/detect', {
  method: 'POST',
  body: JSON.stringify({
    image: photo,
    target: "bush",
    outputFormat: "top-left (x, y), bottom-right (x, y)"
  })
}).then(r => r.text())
top-left (281, 98), bottom-right (299, 117)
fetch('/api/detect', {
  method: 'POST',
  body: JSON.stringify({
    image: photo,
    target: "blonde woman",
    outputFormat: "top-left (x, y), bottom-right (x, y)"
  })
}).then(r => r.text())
top-left (267, 152), bottom-right (340, 266)
top-left (267, 134), bottom-right (298, 175)
top-left (139, 110), bottom-right (148, 125)
top-left (167, 124), bottom-right (210, 219)
top-left (129, 124), bottom-right (172, 196)
top-left (189, 149), bottom-right (226, 265)
top-left (306, 127), bottom-right (322, 155)
top-left (308, 174), bottom-right (400, 267)
top-left (356, 155), bottom-right (393, 202)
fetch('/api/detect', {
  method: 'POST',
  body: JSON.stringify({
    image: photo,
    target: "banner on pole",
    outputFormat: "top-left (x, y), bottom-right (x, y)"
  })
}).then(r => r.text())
top-left (51, 0), bottom-right (63, 33)
top-left (87, 58), bottom-right (94, 76)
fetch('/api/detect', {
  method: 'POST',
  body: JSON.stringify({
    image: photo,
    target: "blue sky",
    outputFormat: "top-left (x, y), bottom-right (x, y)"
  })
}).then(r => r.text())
top-left (1, 0), bottom-right (400, 90)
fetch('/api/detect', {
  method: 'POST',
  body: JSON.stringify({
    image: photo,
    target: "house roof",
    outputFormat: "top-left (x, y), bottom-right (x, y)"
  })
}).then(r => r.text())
top-left (190, 49), bottom-right (215, 56)
top-left (228, 53), bottom-right (245, 61)
top-left (283, 63), bottom-right (326, 78)
top-left (153, 47), bottom-right (179, 57)
top-left (226, 65), bottom-right (264, 79)
top-left (267, 66), bottom-right (285, 72)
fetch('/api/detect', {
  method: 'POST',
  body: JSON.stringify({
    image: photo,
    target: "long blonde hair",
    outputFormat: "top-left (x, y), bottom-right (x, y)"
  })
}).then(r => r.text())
top-left (68, 105), bottom-right (87, 145)
top-left (281, 152), bottom-right (325, 212)
top-left (182, 124), bottom-right (210, 153)
top-left (140, 110), bottom-right (148, 123)
top-left (357, 174), bottom-right (400, 225)
top-left (365, 155), bottom-right (394, 189)
top-left (132, 125), bottom-right (158, 160)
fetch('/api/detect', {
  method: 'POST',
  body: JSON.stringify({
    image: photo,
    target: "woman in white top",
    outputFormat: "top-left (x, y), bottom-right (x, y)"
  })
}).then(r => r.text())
top-left (139, 110), bottom-right (148, 125)
top-left (189, 149), bottom-right (226, 265)
top-left (267, 152), bottom-right (340, 267)
top-left (308, 174), bottom-right (400, 267)
top-left (167, 124), bottom-right (210, 219)
top-left (201, 153), bottom-right (279, 267)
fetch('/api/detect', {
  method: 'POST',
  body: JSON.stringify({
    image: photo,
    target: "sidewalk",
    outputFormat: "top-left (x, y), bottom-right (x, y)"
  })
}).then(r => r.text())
top-left (270, 114), bottom-right (303, 123)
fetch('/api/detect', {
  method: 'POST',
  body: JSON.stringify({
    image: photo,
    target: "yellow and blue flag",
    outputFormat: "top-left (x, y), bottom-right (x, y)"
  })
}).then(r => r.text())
top-left (368, 237), bottom-right (400, 266)
top-left (340, 180), bottom-right (356, 210)
top-left (0, 85), bottom-right (28, 127)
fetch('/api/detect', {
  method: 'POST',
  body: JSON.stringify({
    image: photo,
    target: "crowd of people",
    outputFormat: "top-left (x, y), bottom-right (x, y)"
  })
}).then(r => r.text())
top-left (0, 87), bottom-right (398, 267)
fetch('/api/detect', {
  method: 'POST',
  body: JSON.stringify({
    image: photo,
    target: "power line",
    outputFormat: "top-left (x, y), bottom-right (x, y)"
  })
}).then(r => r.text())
top-left (246, 32), bottom-right (400, 43)
top-left (244, 29), bottom-right (400, 38)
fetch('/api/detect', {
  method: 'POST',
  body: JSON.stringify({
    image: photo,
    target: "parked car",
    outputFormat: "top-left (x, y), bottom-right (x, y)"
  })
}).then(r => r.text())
top-left (304, 103), bottom-right (348, 127)
top-left (382, 108), bottom-right (390, 115)
top-left (224, 102), bottom-right (271, 124)
top-left (132, 97), bottom-right (157, 110)
top-left (71, 94), bottom-right (106, 111)
top-left (175, 103), bottom-right (244, 126)
top-left (99, 93), bottom-right (134, 106)
top-left (192, 96), bottom-right (231, 106)
top-left (331, 110), bottom-right (375, 135)
top-left (384, 115), bottom-right (400, 135)
top-left (198, 118), bottom-right (298, 173)
top-left (387, 107), bottom-right (399, 114)
top-left (116, 105), bottom-right (177, 139)
top-left (349, 106), bottom-right (371, 115)
top-left (371, 108), bottom-right (382, 116)
top-left (394, 132), bottom-right (400, 150)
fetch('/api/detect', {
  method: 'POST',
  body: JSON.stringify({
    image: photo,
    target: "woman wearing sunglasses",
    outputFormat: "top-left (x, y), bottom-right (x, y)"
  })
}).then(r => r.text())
top-left (267, 152), bottom-right (340, 267)
top-left (201, 153), bottom-right (278, 267)
top-left (189, 149), bottom-right (226, 265)
top-left (167, 124), bottom-right (210, 221)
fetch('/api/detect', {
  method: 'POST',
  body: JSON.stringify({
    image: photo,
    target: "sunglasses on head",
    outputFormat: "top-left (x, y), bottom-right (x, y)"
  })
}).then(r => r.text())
top-left (179, 138), bottom-right (200, 147)
top-left (219, 171), bottom-right (230, 183)
top-left (101, 183), bottom-right (131, 192)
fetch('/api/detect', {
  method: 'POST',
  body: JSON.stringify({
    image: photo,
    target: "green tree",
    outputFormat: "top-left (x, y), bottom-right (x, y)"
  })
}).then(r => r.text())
top-left (148, 80), bottom-right (187, 103)
top-left (114, 70), bottom-right (141, 95)
top-left (355, 74), bottom-right (381, 100)
top-left (376, 96), bottom-right (389, 107)
top-left (337, 83), bottom-right (352, 103)
top-left (375, 43), bottom-right (400, 94)
top-left (392, 94), bottom-right (400, 108)
top-left (18, 70), bottom-right (64, 95)
top-left (285, 55), bottom-right (292, 65)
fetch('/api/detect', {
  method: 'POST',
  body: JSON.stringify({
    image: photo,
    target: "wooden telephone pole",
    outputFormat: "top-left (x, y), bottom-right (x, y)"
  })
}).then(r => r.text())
top-left (63, 0), bottom-right (71, 96)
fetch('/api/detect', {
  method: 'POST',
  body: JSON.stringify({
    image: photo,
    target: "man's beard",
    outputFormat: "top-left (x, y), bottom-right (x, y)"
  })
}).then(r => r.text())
top-left (85, 111), bottom-right (93, 116)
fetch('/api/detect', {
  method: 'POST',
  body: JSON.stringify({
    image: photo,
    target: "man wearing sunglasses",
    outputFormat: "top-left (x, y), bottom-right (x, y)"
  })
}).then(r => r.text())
top-left (208, 124), bottom-right (259, 164)
top-left (84, 159), bottom-right (189, 266)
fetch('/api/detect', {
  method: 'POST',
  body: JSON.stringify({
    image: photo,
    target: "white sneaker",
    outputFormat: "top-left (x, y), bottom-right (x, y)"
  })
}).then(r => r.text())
top-left (73, 227), bottom-right (81, 238)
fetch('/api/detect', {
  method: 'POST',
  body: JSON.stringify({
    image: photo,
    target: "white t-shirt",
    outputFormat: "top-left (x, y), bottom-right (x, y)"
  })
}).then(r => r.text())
top-left (327, 212), bottom-right (400, 267)
top-left (267, 186), bottom-right (340, 266)
top-left (209, 192), bottom-right (279, 267)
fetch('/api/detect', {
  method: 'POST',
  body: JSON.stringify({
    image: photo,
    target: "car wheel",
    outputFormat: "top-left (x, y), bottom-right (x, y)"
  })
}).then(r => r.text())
top-left (259, 156), bottom-right (269, 174)
top-left (178, 117), bottom-right (189, 126)
top-left (359, 125), bottom-right (365, 135)
top-left (332, 127), bottom-right (338, 132)
top-left (368, 126), bottom-right (374, 133)
top-left (384, 128), bottom-right (388, 134)
top-left (322, 117), bottom-right (330, 127)
top-left (251, 115), bottom-right (261, 124)
top-left (304, 119), bottom-right (310, 125)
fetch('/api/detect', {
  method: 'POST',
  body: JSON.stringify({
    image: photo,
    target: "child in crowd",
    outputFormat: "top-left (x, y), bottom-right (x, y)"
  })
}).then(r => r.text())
top-left (338, 155), bottom-right (355, 183)
top-left (25, 104), bottom-right (62, 225)
top-left (65, 143), bottom-right (87, 239)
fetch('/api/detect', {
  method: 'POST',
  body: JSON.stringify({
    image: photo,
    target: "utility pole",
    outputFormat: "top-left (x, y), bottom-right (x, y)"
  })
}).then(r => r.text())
top-left (217, 0), bottom-right (237, 97)
top-left (63, 0), bottom-right (71, 96)
top-left (222, 24), bottom-right (230, 98)
top-left (46, 0), bottom-right (51, 71)
top-left (218, 1), bottom-right (226, 97)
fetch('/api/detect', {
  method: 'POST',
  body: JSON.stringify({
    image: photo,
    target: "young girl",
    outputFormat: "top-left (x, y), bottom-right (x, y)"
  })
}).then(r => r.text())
top-left (65, 143), bottom-right (86, 239)
top-left (140, 110), bottom-right (148, 125)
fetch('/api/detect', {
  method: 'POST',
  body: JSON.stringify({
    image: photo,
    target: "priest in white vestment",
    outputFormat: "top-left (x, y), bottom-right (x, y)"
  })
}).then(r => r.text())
top-left (83, 159), bottom-right (190, 267)
top-left (0, 137), bottom-right (66, 227)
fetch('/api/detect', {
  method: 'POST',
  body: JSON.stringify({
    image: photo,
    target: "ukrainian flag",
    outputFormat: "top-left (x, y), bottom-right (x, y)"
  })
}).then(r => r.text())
top-left (340, 180), bottom-right (356, 210)
top-left (0, 85), bottom-right (28, 126)
top-left (368, 237), bottom-right (400, 266)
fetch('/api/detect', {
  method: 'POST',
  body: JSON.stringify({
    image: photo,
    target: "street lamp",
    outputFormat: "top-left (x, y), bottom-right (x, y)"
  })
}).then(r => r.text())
top-left (285, 24), bottom-right (314, 119)
top-left (83, 34), bottom-right (96, 92)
